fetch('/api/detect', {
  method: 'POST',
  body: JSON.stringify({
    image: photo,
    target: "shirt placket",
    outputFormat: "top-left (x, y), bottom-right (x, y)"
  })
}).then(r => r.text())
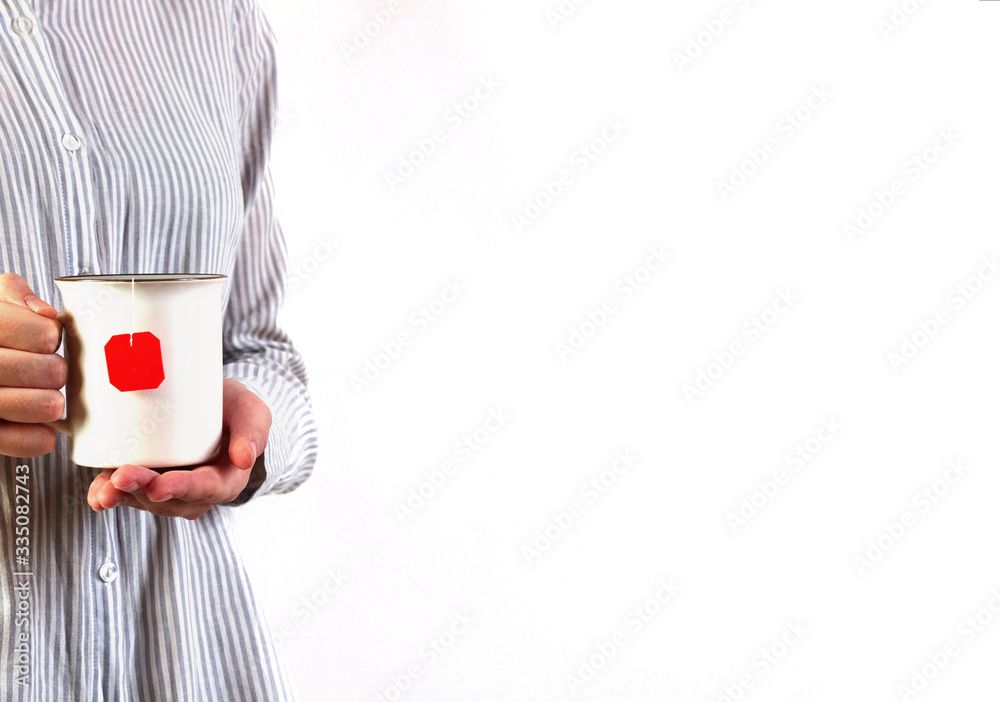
top-left (2, 2), bottom-right (117, 701)
top-left (2, 0), bottom-right (100, 277)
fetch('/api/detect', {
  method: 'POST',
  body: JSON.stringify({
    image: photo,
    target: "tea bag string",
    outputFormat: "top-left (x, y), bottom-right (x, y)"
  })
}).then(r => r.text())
top-left (130, 276), bottom-right (135, 346)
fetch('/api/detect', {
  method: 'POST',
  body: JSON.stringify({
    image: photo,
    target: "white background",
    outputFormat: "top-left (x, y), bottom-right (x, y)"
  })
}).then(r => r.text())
top-left (234, 1), bottom-right (1000, 700)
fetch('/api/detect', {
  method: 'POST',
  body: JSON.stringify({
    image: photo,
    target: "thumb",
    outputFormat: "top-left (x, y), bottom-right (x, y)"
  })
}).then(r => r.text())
top-left (223, 380), bottom-right (272, 470)
top-left (0, 272), bottom-right (58, 319)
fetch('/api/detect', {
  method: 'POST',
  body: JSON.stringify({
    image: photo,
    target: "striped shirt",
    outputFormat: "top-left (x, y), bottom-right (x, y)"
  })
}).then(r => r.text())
top-left (0, 0), bottom-right (318, 699)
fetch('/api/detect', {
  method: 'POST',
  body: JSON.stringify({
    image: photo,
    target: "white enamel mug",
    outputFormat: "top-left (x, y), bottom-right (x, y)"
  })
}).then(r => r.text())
top-left (51, 274), bottom-right (227, 469)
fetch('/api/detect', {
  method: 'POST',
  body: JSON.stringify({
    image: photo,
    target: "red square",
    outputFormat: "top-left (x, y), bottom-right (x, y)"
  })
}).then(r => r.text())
top-left (105, 332), bottom-right (165, 392)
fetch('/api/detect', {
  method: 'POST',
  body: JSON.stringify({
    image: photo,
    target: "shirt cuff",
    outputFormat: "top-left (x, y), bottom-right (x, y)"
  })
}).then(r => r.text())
top-left (221, 364), bottom-right (309, 504)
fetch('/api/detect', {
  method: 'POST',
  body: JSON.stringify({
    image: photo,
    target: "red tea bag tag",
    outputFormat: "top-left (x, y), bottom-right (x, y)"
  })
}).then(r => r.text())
top-left (105, 332), bottom-right (165, 392)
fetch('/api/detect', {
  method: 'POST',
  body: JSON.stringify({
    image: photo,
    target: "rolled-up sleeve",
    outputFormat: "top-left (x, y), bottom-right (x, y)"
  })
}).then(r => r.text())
top-left (223, 0), bottom-right (318, 502)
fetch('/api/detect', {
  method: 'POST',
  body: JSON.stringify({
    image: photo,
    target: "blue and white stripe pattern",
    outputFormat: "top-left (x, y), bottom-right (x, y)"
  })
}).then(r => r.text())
top-left (0, 0), bottom-right (318, 699)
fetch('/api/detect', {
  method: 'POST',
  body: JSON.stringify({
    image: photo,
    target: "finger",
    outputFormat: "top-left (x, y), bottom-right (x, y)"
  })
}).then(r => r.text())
top-left (116, 490), bottom-right (212, 520)
top-left (90, 467), bottom-right (222, 519)
top-left (96, 465), bottom-right (162, 511)
top-left (146, 464), bottom-right (250, 505)
top-left (0, 348), bottom-right (67, 389)
top-left (0, 388), bottom-right (64, 423)
top-left (223, 380), bottom-right (271, 470)
top-left (0, 273), bottom-right (58, 318)
top-left (0, 304), bottom-right (62, 353)
top-left (94, 477), bottom-right (133, 510)
top-left (109, 487), bottom-right (160, 514)
top-left (0, 276), bottom-right (61, 353)
top-left (0, 308), bottom-right (61, 354)
top-left (0, 420), bottom-right (57, 458)
top-left (88, 470), bottom-right (114, 511)
top-left (141, 501), bottom-right (212, 520)
top-left (117, 494), bottom-right (142, 510)
top-left (108, 464), bottom-right (160, 495)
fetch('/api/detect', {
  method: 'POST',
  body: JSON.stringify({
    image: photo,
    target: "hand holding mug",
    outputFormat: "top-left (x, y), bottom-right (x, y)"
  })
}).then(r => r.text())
top-left (0, 271), bottom-right (266, 519)
top-left (0, 273), bottom-right (66, 457)
top-left (87, 378), bottom-right (270, 520)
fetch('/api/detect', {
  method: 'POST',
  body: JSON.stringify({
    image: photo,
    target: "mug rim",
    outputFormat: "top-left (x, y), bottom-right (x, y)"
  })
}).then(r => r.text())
top-left (55, 273), bottom-right (227, 283)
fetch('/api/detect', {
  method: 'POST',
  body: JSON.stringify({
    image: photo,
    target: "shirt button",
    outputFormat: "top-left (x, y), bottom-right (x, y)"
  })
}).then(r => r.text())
top-left (11, 16), bottom-right (34, 35)
top-left (61, 133), bottom-right (83, 152)
top-left (98, 562), bottom-right (119, 583)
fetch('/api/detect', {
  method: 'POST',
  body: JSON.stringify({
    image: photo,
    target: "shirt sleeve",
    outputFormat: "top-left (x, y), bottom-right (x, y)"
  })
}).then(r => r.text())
top-left (223, 0), bottom-right (318, 503)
